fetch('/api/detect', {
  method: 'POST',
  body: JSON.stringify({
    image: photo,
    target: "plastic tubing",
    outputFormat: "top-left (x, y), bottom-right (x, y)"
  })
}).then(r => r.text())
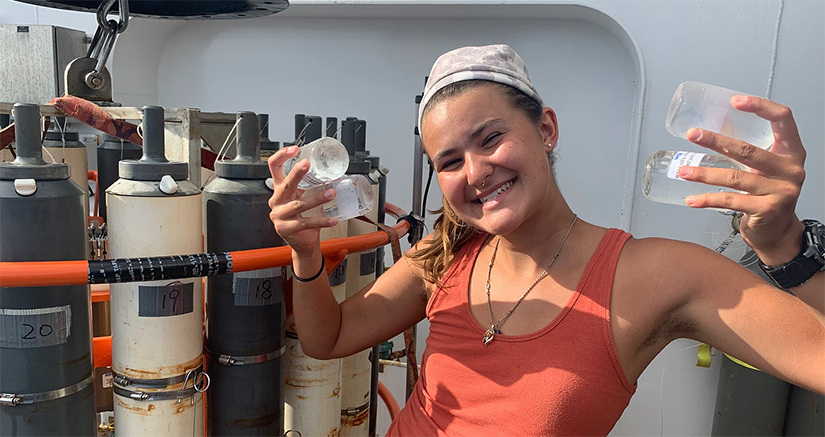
top-left (0, 203), bottom-right (410, 288)
top-left (378, 380), bottom-right (401, 421)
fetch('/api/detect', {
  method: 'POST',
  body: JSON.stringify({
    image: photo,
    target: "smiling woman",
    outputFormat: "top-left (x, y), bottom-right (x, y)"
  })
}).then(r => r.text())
top-left (267, 44), bottom-right (825, 436)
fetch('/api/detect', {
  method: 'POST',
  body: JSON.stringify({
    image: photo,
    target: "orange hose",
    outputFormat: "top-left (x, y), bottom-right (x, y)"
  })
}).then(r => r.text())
top-left (0, 260), bottom-right (90, 288)
top-left (0, 203), bottom-right (410, 288)
top-left (378, 380), bottom-right (401, 420)
top-left (93, 335), bottom-right (112, 368)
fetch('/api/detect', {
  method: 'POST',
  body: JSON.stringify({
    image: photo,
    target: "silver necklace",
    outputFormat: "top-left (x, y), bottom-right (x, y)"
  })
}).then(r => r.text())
top-left (482, 214), bottom-right (578, 346)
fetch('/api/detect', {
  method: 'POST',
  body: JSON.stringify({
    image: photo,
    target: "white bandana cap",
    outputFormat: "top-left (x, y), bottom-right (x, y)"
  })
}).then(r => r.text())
top-left (418, 44), bottom-right (544, 131)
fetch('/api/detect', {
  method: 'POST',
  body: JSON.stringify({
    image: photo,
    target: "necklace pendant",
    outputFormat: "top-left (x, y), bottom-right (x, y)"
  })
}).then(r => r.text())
top-left (482, 327), bottom-right (497, 346)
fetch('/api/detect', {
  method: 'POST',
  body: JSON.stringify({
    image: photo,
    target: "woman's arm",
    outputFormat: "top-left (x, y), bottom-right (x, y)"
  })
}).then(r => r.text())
top-left (670, 243), bottom-right (825, 394)
top-left (267, 147), bottom-right (428, 360)
top-left (658, 96), bottom-right (824, 392)
top-left (677, 95), bottom-right (823, 313)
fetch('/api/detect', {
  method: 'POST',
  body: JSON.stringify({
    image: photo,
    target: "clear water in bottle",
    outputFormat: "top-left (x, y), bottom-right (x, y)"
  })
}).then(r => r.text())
top-left (283, 137), bottom-right (349, 188)
top-left (642, 150), bottom-right (748, 210)
top-left (666, 81), bottom-right (774, 150)
top-left (304, 174), bottom-right (375, 221)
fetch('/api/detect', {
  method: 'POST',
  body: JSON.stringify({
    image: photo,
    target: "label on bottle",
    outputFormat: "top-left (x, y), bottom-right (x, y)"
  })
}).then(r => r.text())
top-left (667, 152), bottom-right (705, 180)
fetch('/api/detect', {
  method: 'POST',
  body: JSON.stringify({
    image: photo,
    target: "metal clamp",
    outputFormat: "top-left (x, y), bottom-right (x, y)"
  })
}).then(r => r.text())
top-left (112, 364), bottom-right (204, 389)
top-left (342, 401), bottom-right (370, 417)
top-left (114, 385), bottom-right (196, 402)
top-left (0, 374), bottom-right (93, 406)
top-left (205, 345), bottom-right (287, 366)
top-left (113, 369), bottom-right (210, 403)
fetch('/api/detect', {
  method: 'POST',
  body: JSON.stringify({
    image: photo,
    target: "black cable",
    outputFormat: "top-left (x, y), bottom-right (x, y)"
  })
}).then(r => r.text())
top-left (421, 161), bottom-right (434, 224)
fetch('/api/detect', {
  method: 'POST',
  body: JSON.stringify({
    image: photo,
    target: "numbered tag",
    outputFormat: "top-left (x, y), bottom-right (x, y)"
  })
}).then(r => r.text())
top-left (359, 251), bottom-right (377, 276)
top-left (0, 305), bottom-right (72, 348)
top-left (233, 267), bottom-right (285, 307)
top-left (329, 259), bottom-right (348, 287)
top-left (137, 281), bottom-right (194, 317)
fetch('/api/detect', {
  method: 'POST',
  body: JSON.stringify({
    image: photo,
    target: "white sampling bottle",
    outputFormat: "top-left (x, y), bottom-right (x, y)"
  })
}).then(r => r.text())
top-left (304, 174), bottom-right (375, 221)
top-left (642, 150), bottom-right (748, 209)
top-left (665, 81), bottom-right (773, 150)
top-left (283, 137), bottom-right (349, 188)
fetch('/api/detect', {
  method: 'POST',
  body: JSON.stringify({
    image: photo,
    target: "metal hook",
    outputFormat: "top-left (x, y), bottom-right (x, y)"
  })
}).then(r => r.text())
top-left (96, 0), bottom-right (130, 33)
top-left (193, 372), bottom-right (210, 393)
top-left (84, 20), bottom-right (119, 90)
top-left (86, 26), bottom-right (106, 58)
top-left (182, 368), bottom-right (210, 393)
top-left (96, 0), bottom-right (117, 30)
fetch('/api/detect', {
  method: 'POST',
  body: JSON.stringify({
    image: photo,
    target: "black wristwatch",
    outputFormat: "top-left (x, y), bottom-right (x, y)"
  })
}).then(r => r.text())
top-left (759, 219), bottom-right (825, 289)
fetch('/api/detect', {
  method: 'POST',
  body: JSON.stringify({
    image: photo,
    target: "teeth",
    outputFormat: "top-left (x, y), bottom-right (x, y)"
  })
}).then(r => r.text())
top-left (479, 181), bottom-right (513, 203)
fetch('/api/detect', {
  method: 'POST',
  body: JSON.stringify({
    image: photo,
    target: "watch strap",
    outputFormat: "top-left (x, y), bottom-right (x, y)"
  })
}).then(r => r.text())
top-left (759, 219), bottom-right (825, 289)
top-left (759, 252), bottom-right (822, 289)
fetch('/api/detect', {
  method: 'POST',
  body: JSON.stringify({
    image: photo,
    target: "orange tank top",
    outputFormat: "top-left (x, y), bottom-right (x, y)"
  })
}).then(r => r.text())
top-left (387, 228), bottom-right (636, 436)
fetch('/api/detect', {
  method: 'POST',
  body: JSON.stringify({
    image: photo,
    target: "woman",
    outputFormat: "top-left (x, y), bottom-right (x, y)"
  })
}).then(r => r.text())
top-left (268, 45), bottom-right (824, 435)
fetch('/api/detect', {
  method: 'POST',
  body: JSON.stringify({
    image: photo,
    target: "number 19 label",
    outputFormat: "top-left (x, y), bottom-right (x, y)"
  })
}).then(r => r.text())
top-left (138, 281), bottom-right (195, 317)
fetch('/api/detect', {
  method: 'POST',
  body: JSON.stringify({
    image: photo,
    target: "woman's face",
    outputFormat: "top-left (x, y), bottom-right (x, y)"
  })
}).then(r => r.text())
top-left (421, 84), bottom-right (559, 236)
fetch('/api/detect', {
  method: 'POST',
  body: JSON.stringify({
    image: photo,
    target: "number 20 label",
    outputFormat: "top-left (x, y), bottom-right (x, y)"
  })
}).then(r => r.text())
top-left (0, 306), bottom-right (71, 348)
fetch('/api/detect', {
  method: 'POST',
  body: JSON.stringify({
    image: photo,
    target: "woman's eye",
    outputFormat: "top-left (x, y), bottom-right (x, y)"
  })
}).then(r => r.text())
top-left (441, 158), bottom-right (461, 170)
top-left (483, 132), bottom-right (501, 146)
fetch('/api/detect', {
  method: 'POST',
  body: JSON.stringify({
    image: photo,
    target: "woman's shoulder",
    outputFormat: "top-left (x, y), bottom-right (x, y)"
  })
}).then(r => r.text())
top-left (622, 234), bottom-right (719, 265)
top-left (616, 233), bottom-right (742, 299)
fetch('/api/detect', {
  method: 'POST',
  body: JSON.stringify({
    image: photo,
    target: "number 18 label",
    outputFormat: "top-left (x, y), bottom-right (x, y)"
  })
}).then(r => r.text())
top-left (233, 267), bottom-right (285, 307)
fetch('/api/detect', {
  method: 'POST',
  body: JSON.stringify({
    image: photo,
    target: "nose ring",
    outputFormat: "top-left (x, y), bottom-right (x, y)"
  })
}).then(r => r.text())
top-left (480, 179), bottom-right (486, 188)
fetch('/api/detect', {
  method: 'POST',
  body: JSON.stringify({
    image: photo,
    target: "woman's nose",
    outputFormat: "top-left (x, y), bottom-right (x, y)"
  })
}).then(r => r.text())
top-left (466, 154), bottom-right (492, 188)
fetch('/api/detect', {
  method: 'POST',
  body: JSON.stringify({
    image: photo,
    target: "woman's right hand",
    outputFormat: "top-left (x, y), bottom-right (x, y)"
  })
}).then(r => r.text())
top-left (267, 146), bottom-right (339, 255)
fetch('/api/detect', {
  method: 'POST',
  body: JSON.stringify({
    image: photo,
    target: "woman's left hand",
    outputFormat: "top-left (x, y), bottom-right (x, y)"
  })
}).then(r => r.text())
top-left (677, 95), bottom-right (806, 264)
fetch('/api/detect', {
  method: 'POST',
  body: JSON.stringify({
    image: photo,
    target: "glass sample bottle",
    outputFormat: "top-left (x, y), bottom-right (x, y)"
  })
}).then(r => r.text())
top-left (283, 137), bottom-right (349, 188)
top-left (666, 81), bottom-right (773, 150)
top-left (642, 150), bottom-right (748, 209)
top-left (305, 174), bottom-right (375, 221)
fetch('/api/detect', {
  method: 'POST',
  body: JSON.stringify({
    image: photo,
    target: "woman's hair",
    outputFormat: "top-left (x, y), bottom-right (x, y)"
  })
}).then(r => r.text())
top-left (407, 80), bottom-right (547, 286)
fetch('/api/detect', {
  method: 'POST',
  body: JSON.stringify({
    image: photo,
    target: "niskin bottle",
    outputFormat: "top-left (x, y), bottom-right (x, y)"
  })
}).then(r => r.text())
top-left (107, 106), bottom-right (205, 435)
top-left (0, 104), bottom-right (95, 435)
top-left (203, 111), bottom-right (286, 436)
